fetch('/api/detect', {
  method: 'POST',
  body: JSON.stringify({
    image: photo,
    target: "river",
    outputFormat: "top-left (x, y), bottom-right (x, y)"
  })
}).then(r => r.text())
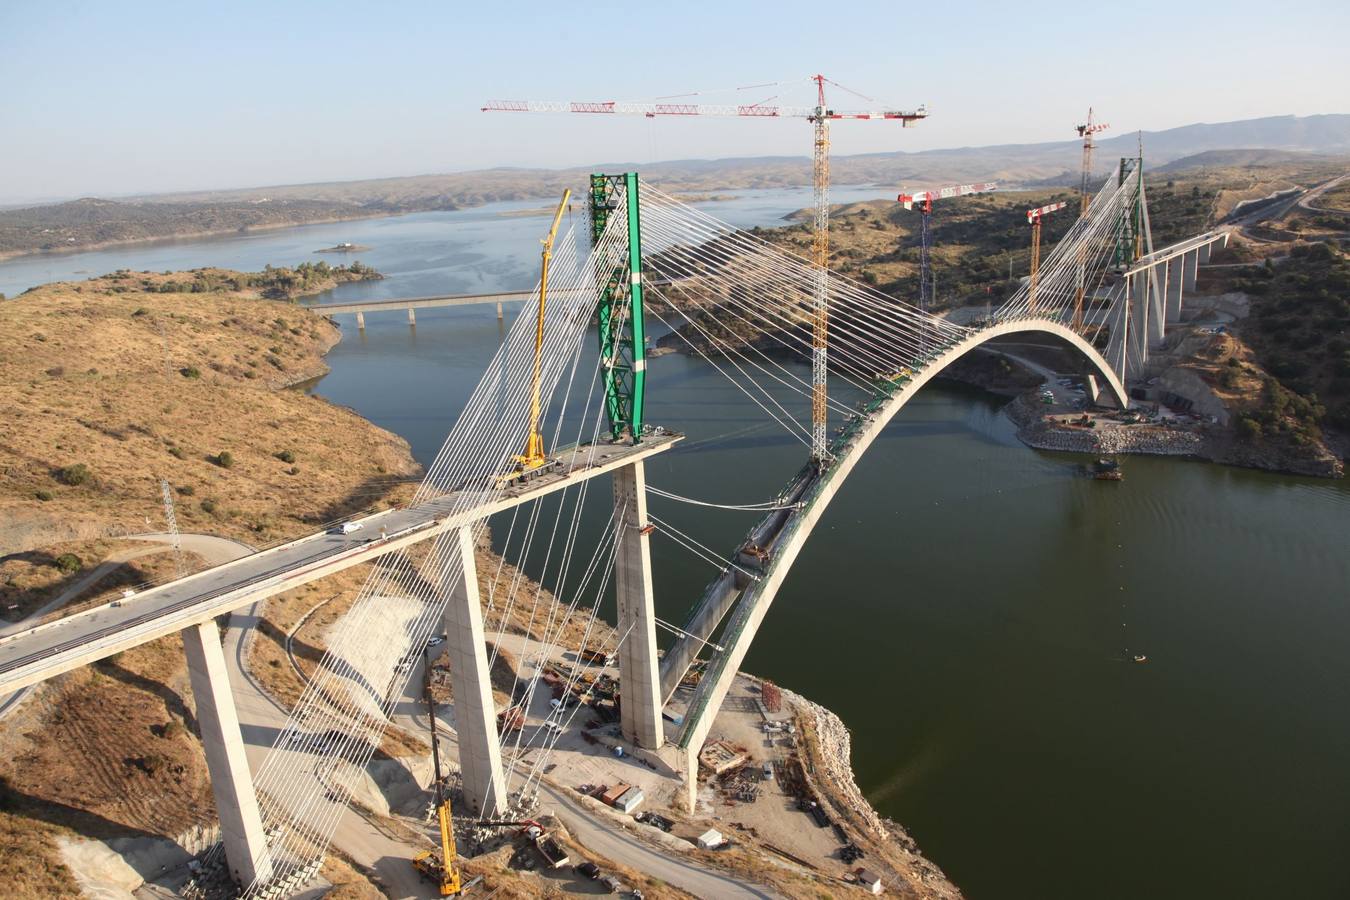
top-left (3, 188), bottom-right (1348, 899)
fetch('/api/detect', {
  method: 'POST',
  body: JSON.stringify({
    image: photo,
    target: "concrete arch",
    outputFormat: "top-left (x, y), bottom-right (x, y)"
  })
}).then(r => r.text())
top-left (673, 318), bottom-right (1128, 776)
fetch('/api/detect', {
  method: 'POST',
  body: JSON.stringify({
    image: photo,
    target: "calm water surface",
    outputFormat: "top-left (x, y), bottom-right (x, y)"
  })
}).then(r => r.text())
top-left (3, 189), bottom-right (1348, 899)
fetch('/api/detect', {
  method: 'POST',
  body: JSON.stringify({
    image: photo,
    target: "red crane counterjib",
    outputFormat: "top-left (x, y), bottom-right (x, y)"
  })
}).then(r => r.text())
top-left (1026, 201), bottom-right (1069, 224)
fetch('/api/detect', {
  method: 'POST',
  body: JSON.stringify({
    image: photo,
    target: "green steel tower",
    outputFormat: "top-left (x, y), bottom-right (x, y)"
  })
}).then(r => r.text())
top-left (588, 172), bottom-right (647, 443)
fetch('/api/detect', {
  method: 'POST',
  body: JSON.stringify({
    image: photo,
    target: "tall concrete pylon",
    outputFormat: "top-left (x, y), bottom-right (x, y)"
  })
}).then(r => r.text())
top-left (613, 461), bottom-right (664, 749)
top-left (182, 620), bottom-right (273, 886)
top-left (440, 525), bottom-right (508, 816)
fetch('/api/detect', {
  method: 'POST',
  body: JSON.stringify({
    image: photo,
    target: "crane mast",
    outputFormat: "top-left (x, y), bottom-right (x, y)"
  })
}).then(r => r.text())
top-left (1027, 201), bottom-right (1068, 314)
top-left (809, 75), bottom-right (831, 461)
top-left (897, 182), bottom-right (997, 313)
top-left (483, 77), bottom-right (928, 465)
top-left (1073, 109), bottom-right (1110, 328)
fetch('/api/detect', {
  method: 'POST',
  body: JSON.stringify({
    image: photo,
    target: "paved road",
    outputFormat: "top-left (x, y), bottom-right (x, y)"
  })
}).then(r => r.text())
top-left (387, 662), bottom-right (780, 900)
top-left (0, 436), bottom-right (678, 695)
top-left (0, 533), bottom-right (253, 720)
top-left (538, 783), bottom-right (779, 900)
top-left (224, 603), bottom-right (440, 900)
top-left (1295, 173), bottom-right (1349, 216)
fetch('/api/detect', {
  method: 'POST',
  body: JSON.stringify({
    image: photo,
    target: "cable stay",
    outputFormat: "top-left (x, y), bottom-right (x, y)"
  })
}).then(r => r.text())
top-left (654, 616), bottom-right (725, 653)
top-left (648, 485), bottom-right (804, 512)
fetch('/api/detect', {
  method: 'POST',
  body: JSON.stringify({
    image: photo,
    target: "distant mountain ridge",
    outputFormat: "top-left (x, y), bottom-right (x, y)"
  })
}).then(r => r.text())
top-left (2, 113), bottom-right (1346, 258)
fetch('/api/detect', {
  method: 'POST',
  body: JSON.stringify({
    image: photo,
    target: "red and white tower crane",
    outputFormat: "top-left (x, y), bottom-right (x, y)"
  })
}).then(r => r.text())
top-left (1075, 108), bottom-right (1110, 215)
top-left (483, 77), bottom-right (928, 464)
top-left (1027, 201), bottom-right (1068, 313)
top-left (897, 182), bottom-right (997, 312)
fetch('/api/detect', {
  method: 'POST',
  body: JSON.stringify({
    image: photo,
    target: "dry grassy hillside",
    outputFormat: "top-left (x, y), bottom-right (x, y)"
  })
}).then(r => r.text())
top-left (0, 270), bottom-right (419, 559)
top-left (0, 271), bottom-right (420, 897)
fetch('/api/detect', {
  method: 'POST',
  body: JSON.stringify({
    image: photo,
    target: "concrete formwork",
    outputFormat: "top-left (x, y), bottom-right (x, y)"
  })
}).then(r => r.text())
top-left (182, 621), bottom-right (273, 886)
top-left (441, 525), bottom-right (508, 816)
top-left (612, 462), bottom-right (664, 749)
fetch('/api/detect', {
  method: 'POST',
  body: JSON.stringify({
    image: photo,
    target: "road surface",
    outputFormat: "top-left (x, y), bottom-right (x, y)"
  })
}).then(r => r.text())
top-left (0, 435), bottom-right (680, 695)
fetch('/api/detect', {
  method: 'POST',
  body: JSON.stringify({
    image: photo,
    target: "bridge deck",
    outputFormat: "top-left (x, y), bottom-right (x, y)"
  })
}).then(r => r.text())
top-left (0, 434), bottom-right (681, 694)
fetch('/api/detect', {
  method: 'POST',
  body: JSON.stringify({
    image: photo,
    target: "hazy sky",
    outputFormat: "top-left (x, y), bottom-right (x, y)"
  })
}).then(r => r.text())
top-left (2, 0), bottom-right (1346, 203)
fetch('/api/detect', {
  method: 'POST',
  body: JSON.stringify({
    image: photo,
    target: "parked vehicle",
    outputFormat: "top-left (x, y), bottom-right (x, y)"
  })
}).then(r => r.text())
top-left (575, 861), bottom-right (601, 879)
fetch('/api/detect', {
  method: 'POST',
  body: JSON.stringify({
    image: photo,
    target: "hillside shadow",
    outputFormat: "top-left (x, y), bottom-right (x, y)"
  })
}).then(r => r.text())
top-left (94, 659), bottom-right (199, 736)
top-left (306, 474), bottom-right (422, 530)
top-left (0, 774), bottom-right (161, 844)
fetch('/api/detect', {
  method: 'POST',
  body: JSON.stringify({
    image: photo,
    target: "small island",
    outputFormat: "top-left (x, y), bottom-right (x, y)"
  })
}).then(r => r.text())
top-left (315, 242), bottom-right (371, 253)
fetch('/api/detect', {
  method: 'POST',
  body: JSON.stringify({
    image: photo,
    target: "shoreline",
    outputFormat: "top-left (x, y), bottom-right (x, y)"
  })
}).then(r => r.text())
top-left (0, 210), bottom-right (408, 263)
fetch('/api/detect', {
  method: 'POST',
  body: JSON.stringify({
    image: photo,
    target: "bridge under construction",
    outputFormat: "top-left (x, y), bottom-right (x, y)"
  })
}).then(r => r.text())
top-left (0, 157), bottom-right (1227, 897)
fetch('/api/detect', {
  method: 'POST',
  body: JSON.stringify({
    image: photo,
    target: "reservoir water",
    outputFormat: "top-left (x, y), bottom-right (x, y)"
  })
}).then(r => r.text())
top-left (4, 189), bottom-right (1348, 899)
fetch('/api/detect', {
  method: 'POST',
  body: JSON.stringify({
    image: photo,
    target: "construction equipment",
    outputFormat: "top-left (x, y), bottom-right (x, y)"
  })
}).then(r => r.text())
top-left (1071, 110), bottom-right (1108, 329)
top-left (412, 670), bottom-right (462, 895)
top-left (499, 189), bottom-right (571, 487)
top-left (897, 182), bottom-right (997, 312)
top-left (1075, 109), bottom-right (1110, 215)
top-left (1026, 201), bottom-right (1069, 313)
top-left (484, 77), bottom-right (928, 464)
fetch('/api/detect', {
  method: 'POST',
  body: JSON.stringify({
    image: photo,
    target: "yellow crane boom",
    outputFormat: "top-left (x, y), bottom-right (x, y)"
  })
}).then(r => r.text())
top-left (515, 189), bottom-right (572, 472)
top-left (413, 669), bottom-right (461, 895)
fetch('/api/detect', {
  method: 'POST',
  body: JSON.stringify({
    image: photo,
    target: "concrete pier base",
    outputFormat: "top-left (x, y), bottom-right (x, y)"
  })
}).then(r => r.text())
top-left (441, 525), bottom-right (507, 816)
top-left (182, 621), bottom-right (273, 887)
top-left (1182, 250), bottom-right (1199, 292)
top-left (684, 747), bottom-right (698, 813)
top-left (408, 307), bottom-right (416, 326)
top-left (613, 461), bottom-right (663, 750)
top-left (355, 310), bottom-right (365, 330)
top-left (496, 301), bottom-right (504, 321)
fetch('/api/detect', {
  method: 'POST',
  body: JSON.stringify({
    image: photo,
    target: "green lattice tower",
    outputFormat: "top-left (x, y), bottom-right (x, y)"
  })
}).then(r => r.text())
top-left (1114, 157), bottom-right (1145, 268)
top-left (589, 172), bottom-right (646, 443)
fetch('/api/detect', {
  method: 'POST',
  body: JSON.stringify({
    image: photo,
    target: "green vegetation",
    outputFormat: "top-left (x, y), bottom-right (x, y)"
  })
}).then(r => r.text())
top-left (211, 451), bottom-right (234, 469)
top-left (274, 449), bottom-right (296, 463)
top-left (137, 261), bottom-right (380, 299)
top-left (1228, 242), bottom-right (1350, 430)
top-left (53, 553), bottom-right (81, 574)
top-left (34, 490), bottom-right (52, 502)
top-left (180, 366), bottom-right (201, 379)
top-left (200, 499), bottom-right (218, 514)
top-left (54, 463), bottom-right (90, 486)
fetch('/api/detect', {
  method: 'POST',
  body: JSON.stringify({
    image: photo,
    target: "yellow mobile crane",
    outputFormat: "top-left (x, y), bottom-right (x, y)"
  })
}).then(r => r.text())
top-left (500, 189), bottom-right (572, 487)
top-left (412, 671), bottom-right (462, 895)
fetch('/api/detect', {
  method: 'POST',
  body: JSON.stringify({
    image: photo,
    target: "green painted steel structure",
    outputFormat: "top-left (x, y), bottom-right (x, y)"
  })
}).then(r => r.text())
top-left (589, 172), bottom-right (647, 442)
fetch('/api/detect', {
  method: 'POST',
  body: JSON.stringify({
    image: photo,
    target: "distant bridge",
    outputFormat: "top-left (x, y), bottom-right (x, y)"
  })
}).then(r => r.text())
top-left (306, 288), bottom-right (588, 327)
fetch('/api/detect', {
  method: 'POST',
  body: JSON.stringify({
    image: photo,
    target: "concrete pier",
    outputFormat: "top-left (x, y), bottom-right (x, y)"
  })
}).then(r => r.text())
top-left (355, 310), bottom-right (365, 330)
top-left (612, 462), bottom-right (663, 749)
top-left (1182, 250), bottom-right (1199, 292)
top-left (182, 621), bottom-right (273, 886)
top-left (1165, 258), bottom-right (1184, 324)
top-left (441, 525), bottom-right (507, 816)
top-left (408, 307), bottom-right (416, 326)
top-left (1146, 267), bottom-right (1166, 349)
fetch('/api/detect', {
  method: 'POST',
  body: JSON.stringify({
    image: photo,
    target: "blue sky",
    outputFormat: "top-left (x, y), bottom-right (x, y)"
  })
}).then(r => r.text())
top-left (1, 0), bottom-right (1346, 203)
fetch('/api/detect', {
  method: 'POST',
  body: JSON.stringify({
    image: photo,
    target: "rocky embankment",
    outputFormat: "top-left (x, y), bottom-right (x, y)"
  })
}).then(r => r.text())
top-left (786, 686), bottom-right (962, 898)
top-left (1006, 395), bottom-right (1343, 477)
